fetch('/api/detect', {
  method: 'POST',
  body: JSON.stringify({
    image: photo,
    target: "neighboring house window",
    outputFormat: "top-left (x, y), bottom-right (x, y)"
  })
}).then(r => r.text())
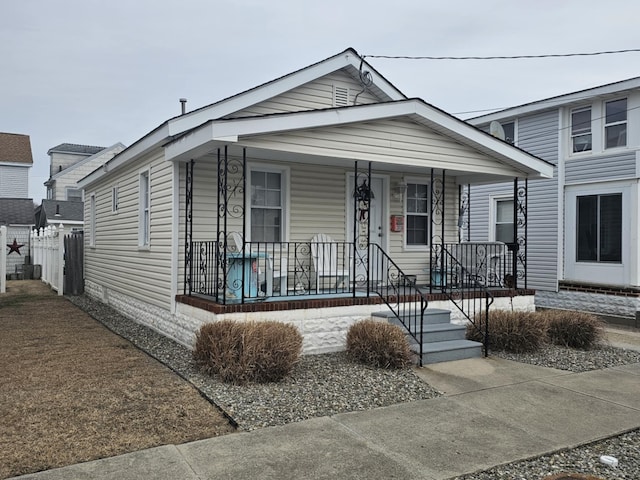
top-left (502, 121), bottom-right (515, 144)
top-left (89, 193), bottom-right (96, 247)
top-left (604, 98), bottom-right (627, 149)
top-left (139, 170), bottom-right (150, 246)
top-left (576, 193), bottom-right (622, 263)
top-left (493, 198), bottom-right (514, 244)
top-left (112, 185), bottom-right (119, 213)
top-left (571, 106), bottom-right (592, 153)
top-left (250, 169), bottom-right (284, 242)
top-left (66, 188), bottom-right (82, 201)
top-left (405, 183), bottom-right (429, 246)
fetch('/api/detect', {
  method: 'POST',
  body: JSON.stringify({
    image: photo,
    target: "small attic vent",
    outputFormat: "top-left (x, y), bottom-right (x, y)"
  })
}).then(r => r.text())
top-left (333, 85), bottom-right (350, 107)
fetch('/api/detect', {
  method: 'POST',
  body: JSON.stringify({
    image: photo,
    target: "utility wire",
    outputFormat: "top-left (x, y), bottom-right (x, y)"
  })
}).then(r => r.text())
top-left (364, 48), bottom-right (640, 61)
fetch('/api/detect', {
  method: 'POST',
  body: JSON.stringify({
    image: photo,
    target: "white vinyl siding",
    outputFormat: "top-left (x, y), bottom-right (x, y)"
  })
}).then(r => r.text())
top-left (228, 70), bottom-right (380, 118)
top-left (0, 164), bottom-right (29, 198)
top-left (84, 149), bottom-right (174, 310)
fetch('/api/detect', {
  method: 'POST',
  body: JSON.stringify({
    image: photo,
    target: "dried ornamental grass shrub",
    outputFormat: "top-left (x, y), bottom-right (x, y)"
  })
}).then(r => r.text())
top-left (467, 310), bottom-right (547, 353)
top-left (346, 319), bottom-right (412, 369)
top-left (194, 320), bottom-right (303, 384)
top-left (541, 309), bottom-right (604, 349)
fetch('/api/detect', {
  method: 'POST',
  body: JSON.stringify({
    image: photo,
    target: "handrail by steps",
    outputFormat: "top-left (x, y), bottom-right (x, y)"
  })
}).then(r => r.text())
top-left (369, 244), bottom-right (429, 366)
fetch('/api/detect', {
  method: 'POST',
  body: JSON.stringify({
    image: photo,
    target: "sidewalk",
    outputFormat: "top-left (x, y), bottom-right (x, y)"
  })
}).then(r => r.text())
top-left (11, 357), bottom-right (640, 480)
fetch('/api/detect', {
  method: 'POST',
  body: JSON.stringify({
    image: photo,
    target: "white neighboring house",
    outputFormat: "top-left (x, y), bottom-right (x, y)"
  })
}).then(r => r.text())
top-left (0, 198), bottom-right (35, 276)
top-left (0, 132), bottom-right (32, 198)
top-left (77, 48), bottom-right (553, 359)
top-left (468, 76), bottom-right (640, 328)
top-left (45, 143), bottom-right (125, 202)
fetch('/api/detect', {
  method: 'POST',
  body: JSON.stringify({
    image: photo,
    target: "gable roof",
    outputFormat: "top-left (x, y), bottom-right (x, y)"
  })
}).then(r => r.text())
top-left (0, 133), bottom-right (33, 165)
top-left (39, 199), bottom-right (84, 223)
top-left (47, 143), bottom-right (106, 156)
top-left (0, 198), bottom-right (34, 225)
top-left (469, 75), bottom-right (640, 124)
top-left (164, 99), bottom-right (554, 180)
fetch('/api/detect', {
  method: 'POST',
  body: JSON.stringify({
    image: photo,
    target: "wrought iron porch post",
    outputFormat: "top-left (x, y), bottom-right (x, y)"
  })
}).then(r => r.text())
top-left (466, 184), bottom-right (471, 242)
top-left (429, 169), bottom-right (434, 294)
top-left (352, 161), bottom-right (358, 299)
top-left (517, 179), bottom-right (528, 290)
top-left (441, 170), bottom-right (446, 278)
top-left (353, 161), bottom-right (372, 296)
top-left (183, 159), bottom-right (194, 295)
top-left (512, 178), bottom-right (518, 290)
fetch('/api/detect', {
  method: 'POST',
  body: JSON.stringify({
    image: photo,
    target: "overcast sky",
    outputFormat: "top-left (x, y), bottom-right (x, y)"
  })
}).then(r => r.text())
top-left (3, 0), bottom-right (640, 202)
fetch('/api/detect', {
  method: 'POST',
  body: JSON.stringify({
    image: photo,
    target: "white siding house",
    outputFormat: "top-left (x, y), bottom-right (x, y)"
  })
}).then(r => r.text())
top-left (468, 77), bottom-right (640, 327)
top-left (0, 132), bottom-right (32, 199)
top-left (79, 48), bottom-right (553, 356)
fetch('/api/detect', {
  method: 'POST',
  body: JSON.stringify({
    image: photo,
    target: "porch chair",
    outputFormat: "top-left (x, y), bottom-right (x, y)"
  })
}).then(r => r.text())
top-left (229, 232), bottom-right (287, 295)
top-left (310, 233), bottom-right (350, 290)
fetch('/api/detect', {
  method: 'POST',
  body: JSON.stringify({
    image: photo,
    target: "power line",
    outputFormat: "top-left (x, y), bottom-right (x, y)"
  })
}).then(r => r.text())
top-left (364, 48), bottom-right (640, 61)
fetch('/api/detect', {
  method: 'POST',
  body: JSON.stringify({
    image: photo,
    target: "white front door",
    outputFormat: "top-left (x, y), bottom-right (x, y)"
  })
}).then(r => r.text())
top-left (346, 175), bottom-right (386, 281)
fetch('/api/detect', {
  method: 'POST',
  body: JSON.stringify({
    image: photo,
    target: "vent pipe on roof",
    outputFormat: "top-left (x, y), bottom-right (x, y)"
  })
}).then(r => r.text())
top-left (179, 98), bottom-right (187, 115)
top-left (54, 204), bottom-right (61, 216)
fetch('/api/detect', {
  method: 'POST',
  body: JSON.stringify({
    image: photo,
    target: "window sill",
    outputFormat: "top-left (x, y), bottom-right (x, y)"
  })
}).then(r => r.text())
top-left (138, 245), bottom-right (151, 251)
top-left (403, 245), bottom-right (430, 252)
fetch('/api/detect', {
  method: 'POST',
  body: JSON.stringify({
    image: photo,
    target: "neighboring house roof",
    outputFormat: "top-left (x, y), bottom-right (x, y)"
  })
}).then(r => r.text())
top-left (47, 143), bottom-right (106, 156)
top-left (0, 198), bottom-right (35, 225)
top-left (0, 133), bottom-right (33, 165)
top-left (468, 75), bottom-right (640, 124)
top-left (46, 142), bottom-right (126, 183)
top-left (36, 200), bottom-right (84, 227)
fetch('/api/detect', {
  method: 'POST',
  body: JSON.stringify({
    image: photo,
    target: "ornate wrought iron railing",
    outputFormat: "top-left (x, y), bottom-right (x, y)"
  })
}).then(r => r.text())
top-left (369, 243), bottom-right (429, 365)
top-left (437, 243), bottom-right (499, 356)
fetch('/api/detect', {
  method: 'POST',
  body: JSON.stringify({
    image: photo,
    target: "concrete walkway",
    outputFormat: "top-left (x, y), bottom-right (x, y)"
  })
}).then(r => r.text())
top-left (11, 356), bottom-right (640, 480)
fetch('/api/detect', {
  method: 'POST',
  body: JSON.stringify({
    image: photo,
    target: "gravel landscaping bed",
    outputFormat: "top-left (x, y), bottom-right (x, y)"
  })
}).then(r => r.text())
top-left (67, 295), bottom-right (440, 431)
top-left (68, 294), bottom-right (640, 479)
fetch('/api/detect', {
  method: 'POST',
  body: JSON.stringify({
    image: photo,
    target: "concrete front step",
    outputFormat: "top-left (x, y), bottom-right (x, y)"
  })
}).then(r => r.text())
top-left (372, 308), bottom-right (451, 325)
top-left (415, 339), bottom-right (483, 364)
top-left (408, 322), bottom-right (468, 343)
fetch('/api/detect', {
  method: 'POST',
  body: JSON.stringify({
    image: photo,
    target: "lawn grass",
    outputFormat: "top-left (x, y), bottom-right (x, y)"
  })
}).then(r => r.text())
top-left (0, 281), bottom-right (235, 479)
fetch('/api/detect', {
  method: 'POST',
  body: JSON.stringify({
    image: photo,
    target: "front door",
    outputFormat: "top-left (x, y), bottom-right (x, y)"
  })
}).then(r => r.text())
top-left (347, 175), bottom-right (386, 282)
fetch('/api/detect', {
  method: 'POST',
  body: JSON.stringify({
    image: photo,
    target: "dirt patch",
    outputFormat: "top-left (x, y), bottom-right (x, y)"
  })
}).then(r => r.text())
top-left (0, 281), bottom-right (235, 479)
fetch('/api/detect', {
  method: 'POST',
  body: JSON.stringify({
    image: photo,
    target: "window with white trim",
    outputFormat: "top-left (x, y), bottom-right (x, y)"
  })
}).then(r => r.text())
top-left (89, 193), bottom-right (96, 247)
top-left (111, 185), bottom-right (119, 213)
top-left (571, 106), bottom-right (592, 153)
top-left (493, 198), bottom-right (514, 244)
top-left (139, 170), bottom-right (150, 246)
top-left (250, 169), bottom-right (284, 242)
top-left (604, 98), bottom-right (627, 149)
top-left (405, 183), bottom-right (429, 246)
top-left (66, 187), bottom-right (82, 201)
top-left (576, 193), bottom-right (622, 263)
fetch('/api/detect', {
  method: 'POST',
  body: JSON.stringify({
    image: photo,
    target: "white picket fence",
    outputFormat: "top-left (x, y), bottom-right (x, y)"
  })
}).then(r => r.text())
top-left (31, 224), bottom-right (66, 296)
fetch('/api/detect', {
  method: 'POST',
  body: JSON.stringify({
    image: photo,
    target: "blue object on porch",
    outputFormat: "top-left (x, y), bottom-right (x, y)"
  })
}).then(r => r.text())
top-left (430, 269), bottom-right (446, 287)
top-left (226, 252), bottom-right (264, 301)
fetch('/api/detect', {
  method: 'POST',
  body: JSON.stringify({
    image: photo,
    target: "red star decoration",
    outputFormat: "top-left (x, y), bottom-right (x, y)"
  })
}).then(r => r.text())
top-left (7, 238), bottom-right (24, 255)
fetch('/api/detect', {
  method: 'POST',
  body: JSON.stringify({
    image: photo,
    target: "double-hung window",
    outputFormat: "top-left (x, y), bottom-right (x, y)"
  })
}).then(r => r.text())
top-left (139, 170), bottom-right (150, 247)
top-left (250, 169), bottom-right (283, 242)
top-left (571, 107), bottom-right (592, 153)
top-left (494, 199), bottom-right (514, 244)
top-left (405, 183), bottom-right (429, 246)
top-left (576, 193), bottom-right (622, 263)
top-left (605, 98), bottom-right (627, 149)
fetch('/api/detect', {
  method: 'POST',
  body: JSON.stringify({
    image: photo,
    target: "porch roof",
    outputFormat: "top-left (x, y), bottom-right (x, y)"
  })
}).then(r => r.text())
top-left (165, 99), bottom-right (554, 182)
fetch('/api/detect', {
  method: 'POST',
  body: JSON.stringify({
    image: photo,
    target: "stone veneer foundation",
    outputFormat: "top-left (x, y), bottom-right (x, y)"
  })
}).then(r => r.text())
top-left (86, 280), bottom-right (535, 354)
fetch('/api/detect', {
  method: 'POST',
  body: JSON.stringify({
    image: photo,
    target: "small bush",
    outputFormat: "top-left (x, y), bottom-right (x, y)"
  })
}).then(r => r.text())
top-left (193, 320), bottom-right (303, 384)
top-left (467, 310), bottom-right (547, 353)
top-left (541, 310), bottom-right (604, 349)
top-left (346, 320), bottom-right (412, 369)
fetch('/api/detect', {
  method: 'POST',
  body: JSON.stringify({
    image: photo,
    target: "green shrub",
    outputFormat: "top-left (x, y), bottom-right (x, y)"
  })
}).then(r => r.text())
top-left (541, 310), bottom-right (604, 349)
top-left (193, 320), bottom-right (303, 384)
top-left (466, 310), bottom-right (547, 353)
top-left (346, 320), bottom-right (412, 369)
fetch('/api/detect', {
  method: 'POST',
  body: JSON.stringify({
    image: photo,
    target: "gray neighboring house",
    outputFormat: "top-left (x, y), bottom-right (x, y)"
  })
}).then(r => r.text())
top-left (34, 199), bottom-right (84, 230)
top-left (45, 143), bottom-right (125, 201)
top-left (0, 198), bottom-right (35, 275)
top-left (468, 76), bottom-right (640, 327)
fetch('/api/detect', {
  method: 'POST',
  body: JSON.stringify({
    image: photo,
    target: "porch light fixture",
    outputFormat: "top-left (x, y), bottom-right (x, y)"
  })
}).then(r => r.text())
top-left (392, 182), bottom-right (407, 200)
